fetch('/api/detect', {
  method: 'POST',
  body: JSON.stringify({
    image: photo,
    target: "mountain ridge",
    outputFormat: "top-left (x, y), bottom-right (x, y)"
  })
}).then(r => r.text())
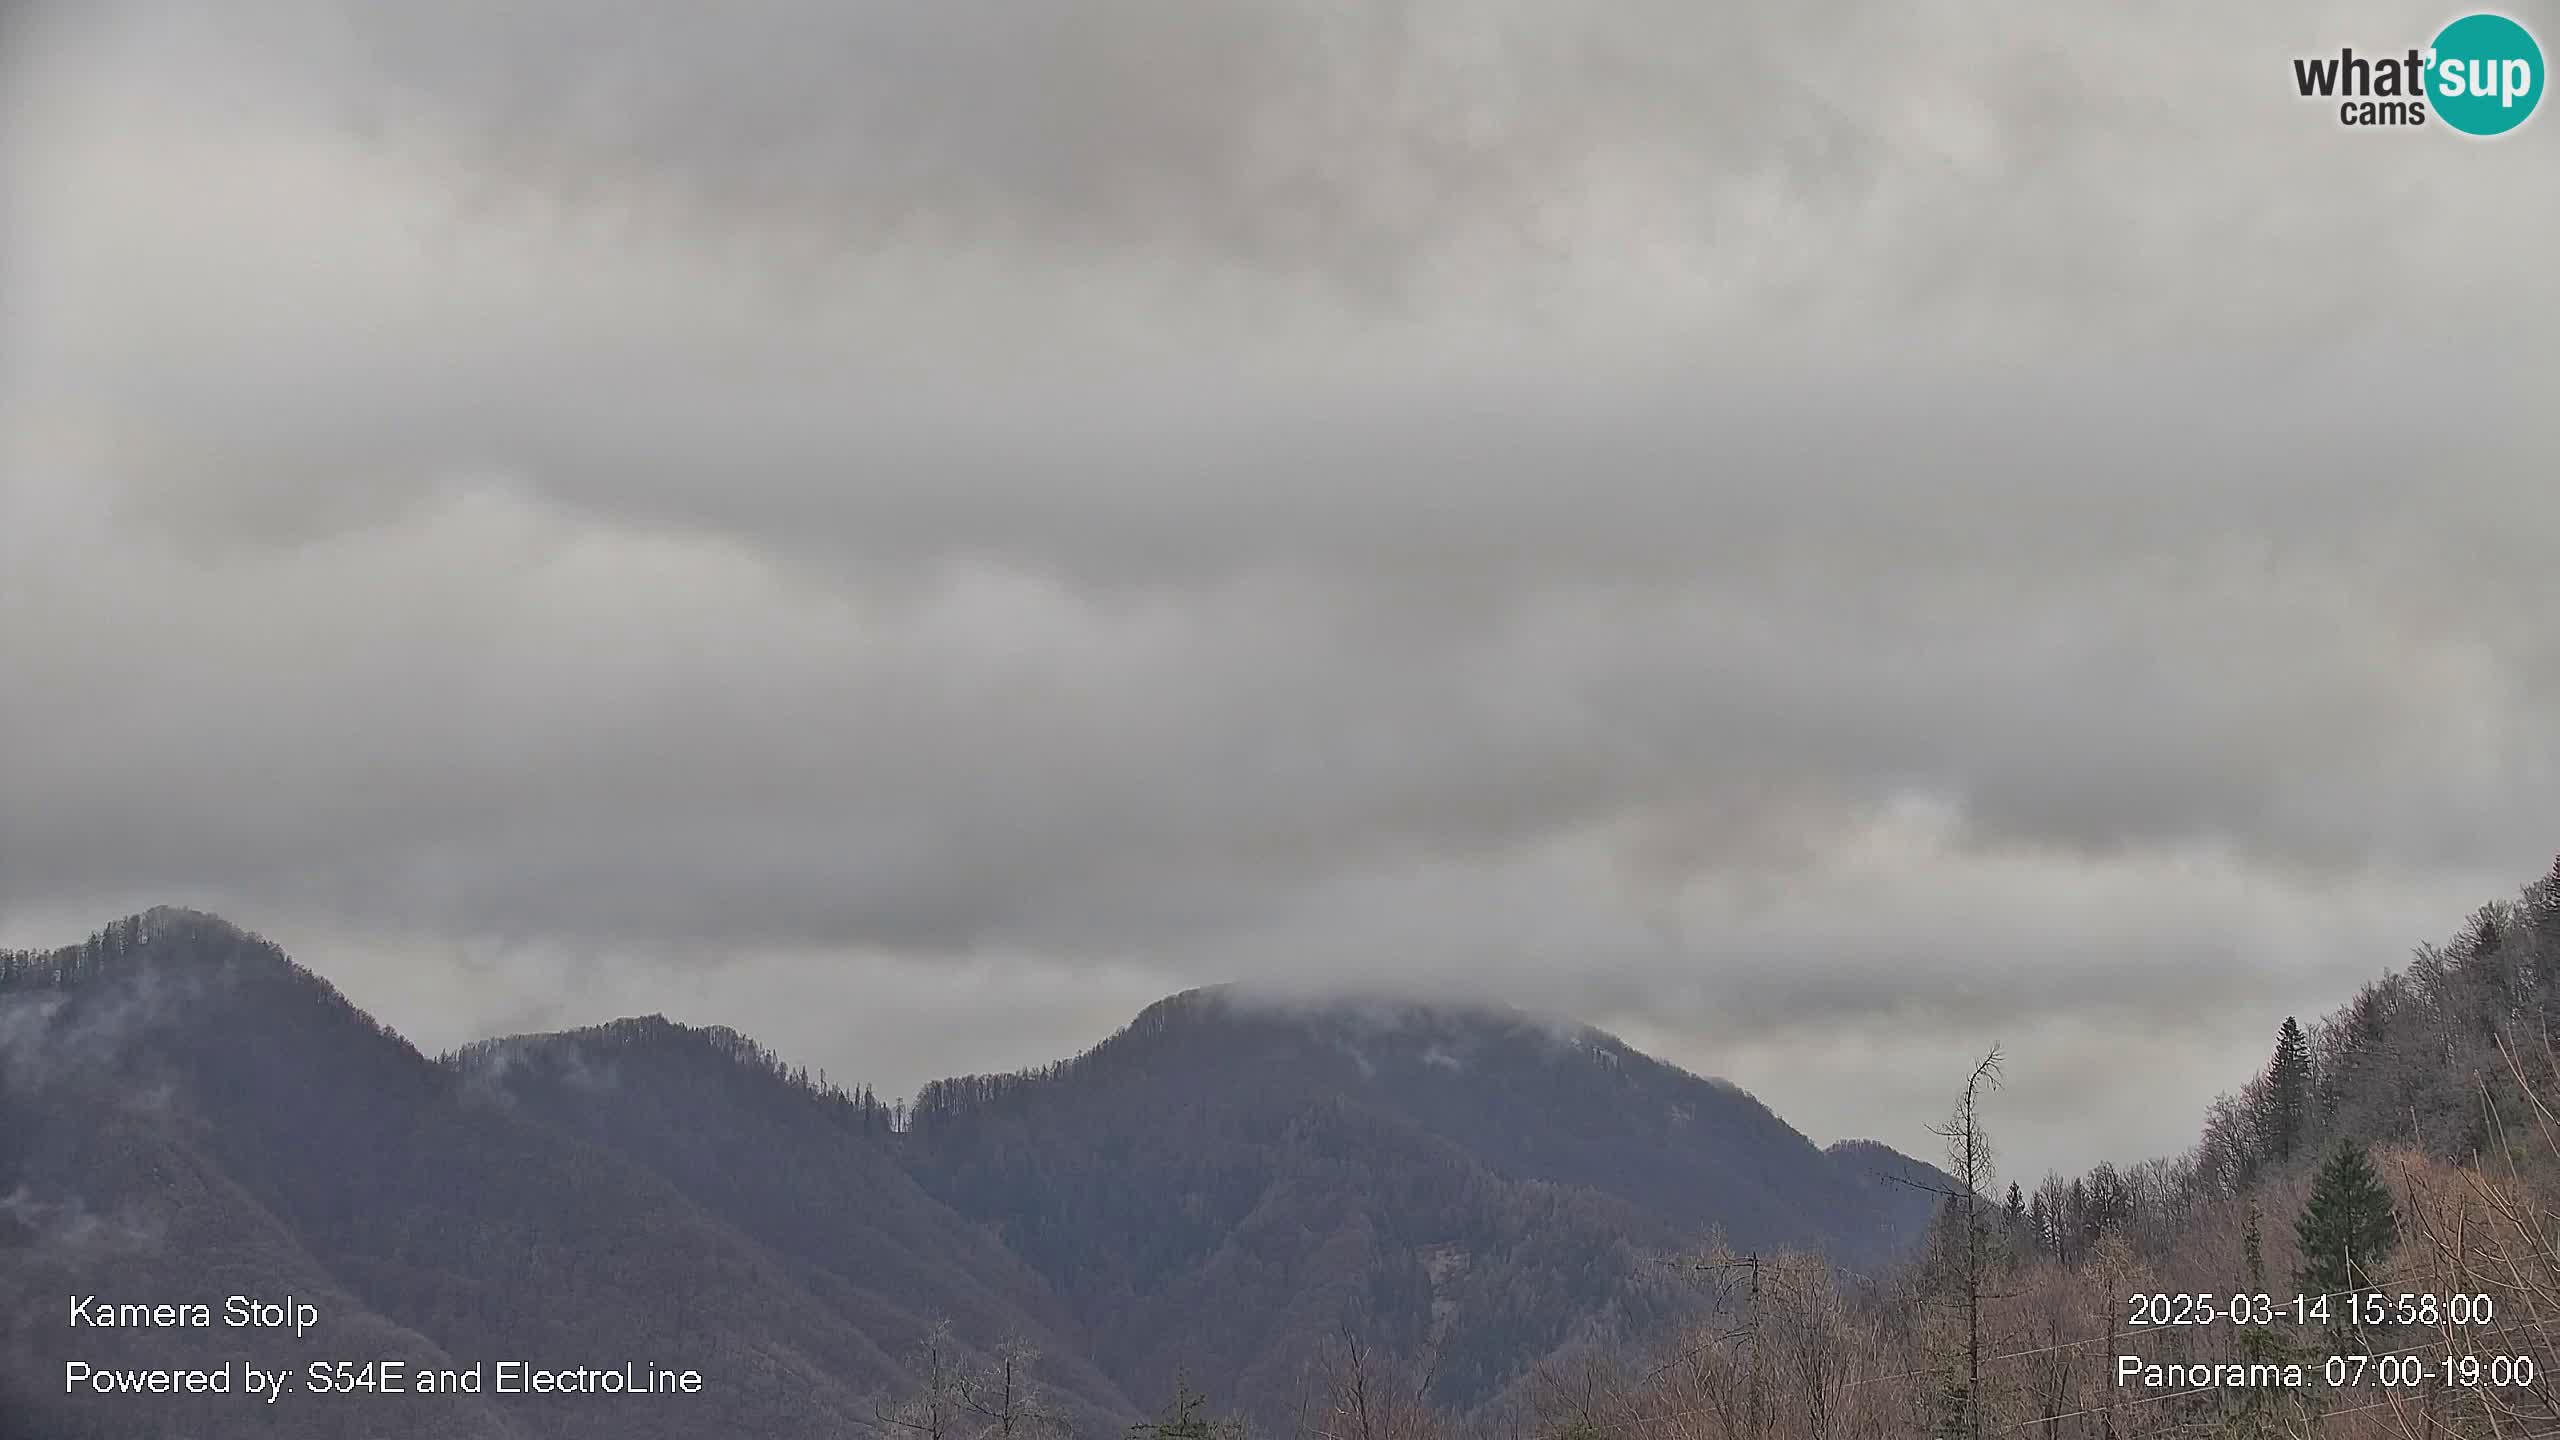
top-left (0, 909), bottom-right (1944, 1436)
top-left (909, 982), bottom-right (1945, 1266)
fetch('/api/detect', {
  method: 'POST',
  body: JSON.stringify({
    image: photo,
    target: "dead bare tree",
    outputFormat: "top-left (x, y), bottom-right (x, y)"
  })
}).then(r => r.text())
top-left (877, 1322), bottom-right (971, 1440)
top-left (962, 1336), bottom-right (1066, 1439)
top-left (1900, 1048), bottom-right (2004, 1440)
top-left (1314, 1327), bottom-right (1447, 1440)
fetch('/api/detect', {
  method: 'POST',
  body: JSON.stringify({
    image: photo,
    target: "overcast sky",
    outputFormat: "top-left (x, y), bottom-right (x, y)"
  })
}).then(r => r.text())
top-left (4, 0), bottom-right (2557, 1180)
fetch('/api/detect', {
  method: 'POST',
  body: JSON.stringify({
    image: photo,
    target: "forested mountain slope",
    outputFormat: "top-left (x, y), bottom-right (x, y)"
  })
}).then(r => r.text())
top-left (2190, 856), bottom-right (2560, 1192)
top-left (1549, 854), bottom-right (2560, 1440)
top-left (0, 912), bottom-right (1942, 1438)
top-left (0, 911), bottom-right (994, 1438)
top-left (2011, 856), bottom-right (2560, 1268)
top-left (909, 987), bottom-right (1940, 1261)
top-left (449, 1016), bottom-right (1138, 1429)
top-left (897, 988), bottom-right (1944, 1423)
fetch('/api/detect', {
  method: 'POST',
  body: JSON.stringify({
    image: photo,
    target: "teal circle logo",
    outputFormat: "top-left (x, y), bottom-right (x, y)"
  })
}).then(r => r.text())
top-left (2429, 13), bottom-right (2544, 135)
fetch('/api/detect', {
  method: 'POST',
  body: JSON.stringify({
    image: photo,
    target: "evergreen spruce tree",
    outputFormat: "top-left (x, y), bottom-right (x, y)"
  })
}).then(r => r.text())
top-left (2262, 1018), bottom-right (2313, 1164)
top-left (2294, 1139), bottom-right (2399, 1341)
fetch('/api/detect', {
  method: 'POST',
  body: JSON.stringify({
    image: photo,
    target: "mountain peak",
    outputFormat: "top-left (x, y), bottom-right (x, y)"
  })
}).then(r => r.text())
top-left (911, 981), bottom-right (1940, 1270)
top-left (1138, 981), bottom-right (1607, 1048)
top-left (134, 903), bottom-right (252, 936)
top-left (0, 906), bottom-right (297, 1000)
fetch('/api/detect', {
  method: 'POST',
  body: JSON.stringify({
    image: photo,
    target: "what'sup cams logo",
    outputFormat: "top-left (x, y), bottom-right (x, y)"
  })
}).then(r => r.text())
top-left (2293, 12), bottom-right (2544, 134)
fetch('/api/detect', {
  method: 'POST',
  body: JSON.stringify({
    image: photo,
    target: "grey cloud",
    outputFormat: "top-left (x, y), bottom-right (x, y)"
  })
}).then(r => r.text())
top-left (0, 960), bottom-right (226, 1096)
top-left (0, 996), bottom-right (72, 1094)
top-left (0, 1188), bottom-right (168, 1261)
top-left (225, 0), bottom-right (1950, 286)
top-left (287, 0), bottom-right (2548, 337)
top-left (7, 472), bottom-right (2545, 957)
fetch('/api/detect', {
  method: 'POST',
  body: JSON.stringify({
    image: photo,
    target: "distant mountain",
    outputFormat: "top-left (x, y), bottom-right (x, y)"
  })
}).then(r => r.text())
top-left (915, 988), bottom-right (1944, 1257)
top-left (448, 1016), bottom-right (1137, 1430)
top-left (1824, 1138), bottom-right (1953, 1251)
top-left (0, 911), bottom-right (956, 1438)
top-left (899, 987), bottom-right (1946, 1422)
top-left (0, 914), bottom-right (1941, 1438)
